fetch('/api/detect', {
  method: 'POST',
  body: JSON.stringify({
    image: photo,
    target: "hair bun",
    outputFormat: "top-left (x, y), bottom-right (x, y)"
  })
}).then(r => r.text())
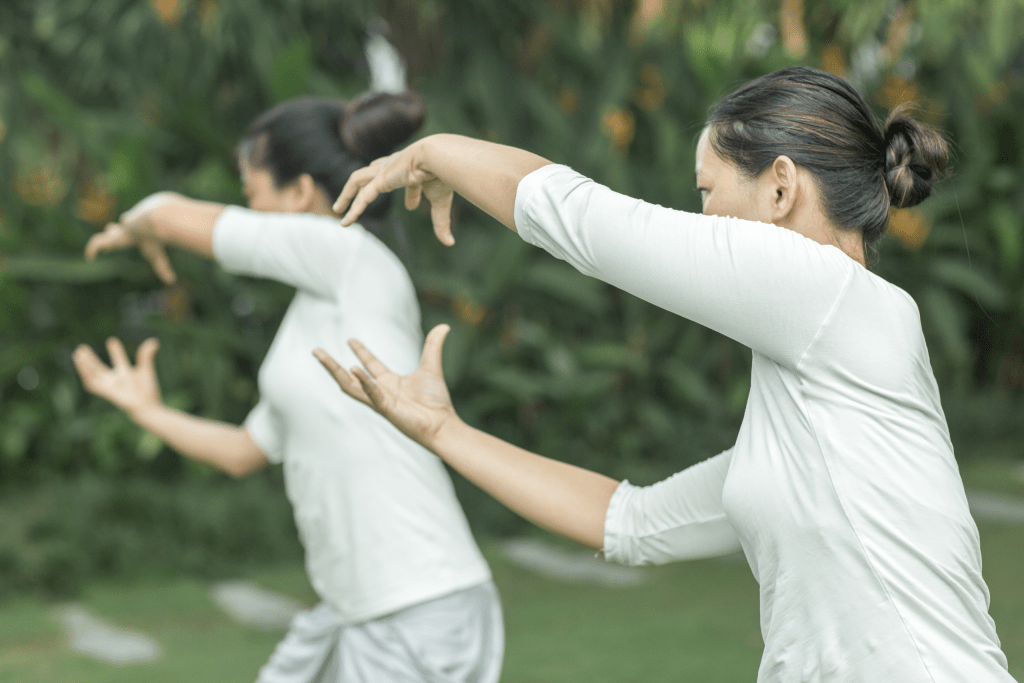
top-left (340, 91), bottom-right (427, 163)
top-left (883, 103), bottom-right (949, 209)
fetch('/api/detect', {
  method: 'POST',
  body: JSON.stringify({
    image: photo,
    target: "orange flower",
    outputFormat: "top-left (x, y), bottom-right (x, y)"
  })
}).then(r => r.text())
top-left (14, 165), bottom-right (67, 206)
top-left (779, 0), bottom-right (808, 57)
top-left (557, 87), bottom-right (581, 115)
top-left (632, 62), bottom-right (665, 111)
top-left (76, 178), bottom-right (115, 226)
top-left (888, 208), bottom-right (929, 249)
top-left (452, 295), bottom-right (486, 326)
top-left (877, 75), bottom-right (919, 108)
top-left (199, 0), bottom-right (218, 33)
top-left (820, 44), bottom-right (846, 77)
top-left (630, 0), bottom-right (665, 42)
top-left (150, 0), bottom-right (182, 27)
top-left (601, 106), bottom-right (635, 153)
top-left (884, 5), bottom-right (914, 64)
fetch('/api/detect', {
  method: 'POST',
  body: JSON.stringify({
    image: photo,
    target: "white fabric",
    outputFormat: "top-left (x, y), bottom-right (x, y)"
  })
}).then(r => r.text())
top-left (255, 582), bottom-right (504, 683)
top-left (214, 207), bottom-right (492, 625)
top-left (514, 165), bottom-right (1013, 683)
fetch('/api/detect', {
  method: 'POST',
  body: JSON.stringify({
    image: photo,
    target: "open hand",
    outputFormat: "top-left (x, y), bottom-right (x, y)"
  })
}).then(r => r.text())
top-left (313, 325), bottom-right (458, 449)
top-left (73, 337), bottom-right (163, 419)
top-left (84, 192), bottom-right (178, 284)
top-left (332, 142), bottom-right (457, 246)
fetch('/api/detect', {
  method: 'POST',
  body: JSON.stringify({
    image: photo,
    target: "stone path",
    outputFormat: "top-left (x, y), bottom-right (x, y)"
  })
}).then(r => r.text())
top-left (51, 603), bottom-right (162, 665)
top-left (210, 580), bottom-right (305, 630)
top-left (500, 537), bottom-right (647, 587)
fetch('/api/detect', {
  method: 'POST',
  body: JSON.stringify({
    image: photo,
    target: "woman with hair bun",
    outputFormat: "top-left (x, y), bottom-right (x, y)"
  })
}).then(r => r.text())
top-left (73, 92), bottom-right (503, 683)
top-left (320, 67), bottom-right (1014, 681)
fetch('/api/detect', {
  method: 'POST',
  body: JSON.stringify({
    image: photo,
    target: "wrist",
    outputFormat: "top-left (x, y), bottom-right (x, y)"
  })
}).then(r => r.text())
top-left (127, 401), bottom-right (165, 429)
top-left (427, 412), bottom-right (469, 458)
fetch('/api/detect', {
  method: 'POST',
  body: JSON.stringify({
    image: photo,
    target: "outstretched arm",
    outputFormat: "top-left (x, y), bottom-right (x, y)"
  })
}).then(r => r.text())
top-left (74, 337), bottom-right (268, 478)
top-left (333, 134), bottom-right (551, 245)
top-left (84, 193), bottom-right (225, 284)
top-left (313, 326), bottom-right (619, 550)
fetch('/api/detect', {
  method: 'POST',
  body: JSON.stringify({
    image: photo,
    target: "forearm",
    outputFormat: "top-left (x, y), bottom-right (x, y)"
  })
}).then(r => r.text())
top-left (419, 134), bottom-right (551, 231)
top-left (148, 196), bottom-right (225, 259)
top-left (432, 418), bottom-right (618, 550)
top-left (131, 404), bottom-right (268, 477)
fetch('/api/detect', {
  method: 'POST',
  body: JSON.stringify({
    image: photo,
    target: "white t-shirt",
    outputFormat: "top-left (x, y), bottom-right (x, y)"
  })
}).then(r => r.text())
top-left (214, 207), bottom-right (492, 624)
top-left (514, 165), bottom-right (1013, 683)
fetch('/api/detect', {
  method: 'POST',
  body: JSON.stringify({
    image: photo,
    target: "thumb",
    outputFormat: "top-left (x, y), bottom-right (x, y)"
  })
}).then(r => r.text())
top-left (420, 324), bottom-right (451, 376)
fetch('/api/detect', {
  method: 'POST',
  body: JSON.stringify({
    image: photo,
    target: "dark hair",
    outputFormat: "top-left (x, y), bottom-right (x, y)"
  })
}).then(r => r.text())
top-left (238, 91), bottom-right (426, 219)
top-left (706, 66), bottom-right (948, 261)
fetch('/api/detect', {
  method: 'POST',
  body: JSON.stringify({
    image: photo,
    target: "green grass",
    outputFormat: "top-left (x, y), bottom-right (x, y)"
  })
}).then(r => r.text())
top-left (0, 458), bottom-right (1021, 682)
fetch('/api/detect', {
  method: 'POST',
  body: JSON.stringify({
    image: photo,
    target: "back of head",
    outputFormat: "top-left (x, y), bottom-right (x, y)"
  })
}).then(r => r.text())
top-left (706, 66), bottom-right (948, 262)
top-left (238, 91), bottom-right (427, 219)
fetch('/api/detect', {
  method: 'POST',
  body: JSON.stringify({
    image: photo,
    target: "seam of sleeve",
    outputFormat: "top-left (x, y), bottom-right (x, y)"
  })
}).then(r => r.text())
top-left (514, 164), bottom-right (569, 243)
top-left (212, 205), bottom-right (257, 269)
top-left (602, 479), bottom-right (633, 559)
top-left (795, 259), bottom-right (856, 371)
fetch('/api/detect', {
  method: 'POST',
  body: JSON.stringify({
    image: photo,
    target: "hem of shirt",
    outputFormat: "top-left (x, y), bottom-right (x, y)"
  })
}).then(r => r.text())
top-left (601, 479), bottom-right (633, 563)
top-left (324, 568), bottom-right (494, 627)
top-left (211, 205), bottom-right (254, 272)
top-left (513, 164), bottom-right (570, 245)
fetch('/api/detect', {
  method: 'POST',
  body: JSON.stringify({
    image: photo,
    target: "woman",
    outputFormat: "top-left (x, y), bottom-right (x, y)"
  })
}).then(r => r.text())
top-left (73, 92), bottom-right (503, 683)
top-left (316, 67), bottom-right (1014, 682)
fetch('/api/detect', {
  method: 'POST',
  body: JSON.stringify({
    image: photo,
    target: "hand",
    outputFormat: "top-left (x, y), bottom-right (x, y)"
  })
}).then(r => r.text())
top-left (313, 325), bottom-right (459, 449)
top-left (73, 337), bottom-right (164, 420)
top-left (84, 192), bottom-right (178, 284)
top-left (333, 140), bottom-right (457, 246)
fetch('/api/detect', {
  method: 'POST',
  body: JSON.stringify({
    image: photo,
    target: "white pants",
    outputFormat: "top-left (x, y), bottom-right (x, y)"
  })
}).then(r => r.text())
top-left (255, 582), bottom-right (504, 683)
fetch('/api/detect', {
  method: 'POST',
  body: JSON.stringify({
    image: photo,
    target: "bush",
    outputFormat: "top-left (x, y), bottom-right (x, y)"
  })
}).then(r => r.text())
top-left (1, 0), bottom-right (1023, 564)
top-left (0, 472), bottom-right (301, 598)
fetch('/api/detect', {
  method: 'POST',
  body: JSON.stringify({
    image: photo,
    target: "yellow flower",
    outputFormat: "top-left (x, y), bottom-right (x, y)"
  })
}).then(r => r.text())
top-left (452, 295), bottom-right (486, 327)
top-left (557, 87), bottom-right (581, 115)
top-left (14, 164), bottom-right (67, 206)
top-left (150, 0), bottom-right (182, 27)
top-left (820, 44), bottom-right (846, 78)
top-left (76, 178), bottom-right (115, 226)
top-left (779, 0), bottom-right (808, 57)
top-left (888, 208), bottom-right (929, 249)
top-left (601, 106), bottom-right (635, 153)
top-left (877, 76), bottom-right (919, 108)
top-left (632, 62), bottom-right (665, 111)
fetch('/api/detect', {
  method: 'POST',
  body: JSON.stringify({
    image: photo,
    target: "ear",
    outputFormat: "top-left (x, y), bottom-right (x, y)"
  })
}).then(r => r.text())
top-left (766, 155), bottom-right (799, 223)
top-left (284, 174), bottom-right (324, 213)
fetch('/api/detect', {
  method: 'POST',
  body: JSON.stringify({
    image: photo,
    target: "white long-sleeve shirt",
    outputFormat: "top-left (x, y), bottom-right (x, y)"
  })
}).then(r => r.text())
top-left (214, 207), bottom-right (492, 624)
top-left (514, 165), bottom-right (1013, 683)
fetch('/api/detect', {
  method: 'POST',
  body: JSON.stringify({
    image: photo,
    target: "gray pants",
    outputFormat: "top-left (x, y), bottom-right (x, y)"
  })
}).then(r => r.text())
top-left (255, 582), bottom-right (504, 683)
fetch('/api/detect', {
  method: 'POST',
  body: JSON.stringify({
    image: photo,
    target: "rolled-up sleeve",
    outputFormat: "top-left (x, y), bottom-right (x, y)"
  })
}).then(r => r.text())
top-left (243, 399), bottom-right (285, 464)
top-left (603, 449), bottom-right (742, 566)
top-left (213, 206), bottom-right (363, 299)
top-left (514, 165), bottom-right (852, 370)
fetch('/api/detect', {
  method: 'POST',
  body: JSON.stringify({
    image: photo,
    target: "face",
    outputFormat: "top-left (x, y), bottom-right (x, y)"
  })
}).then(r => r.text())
top-left (240, 163), bottom-right (296, 213)
top-left (694, 127), bottom-right (773, 223)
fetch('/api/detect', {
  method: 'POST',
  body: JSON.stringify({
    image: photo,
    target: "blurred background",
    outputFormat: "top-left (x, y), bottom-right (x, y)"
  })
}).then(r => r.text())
top-left (1, 0), bottom-right (1023, 681)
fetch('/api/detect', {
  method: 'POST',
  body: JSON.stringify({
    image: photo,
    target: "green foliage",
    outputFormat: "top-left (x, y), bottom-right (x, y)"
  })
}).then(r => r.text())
top-left (1, 0), bottom-right (1023, 557)
top-left (0, 473), bottom-right (301, 598)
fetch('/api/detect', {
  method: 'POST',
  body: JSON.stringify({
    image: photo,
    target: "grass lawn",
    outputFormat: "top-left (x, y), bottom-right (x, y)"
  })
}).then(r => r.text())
top-left (0, 458), bottom-right (1021, 682)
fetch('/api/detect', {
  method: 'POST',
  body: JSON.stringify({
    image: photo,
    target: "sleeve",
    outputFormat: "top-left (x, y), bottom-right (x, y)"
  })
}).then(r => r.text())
top-left (243, 399), bottom-right (285, 464)
top-left (514, 165), bottom-right (855, 369)
top-left (603, 449), bottom-right (742, 566)
top-left (213, 206), bottom-right (364, 299)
